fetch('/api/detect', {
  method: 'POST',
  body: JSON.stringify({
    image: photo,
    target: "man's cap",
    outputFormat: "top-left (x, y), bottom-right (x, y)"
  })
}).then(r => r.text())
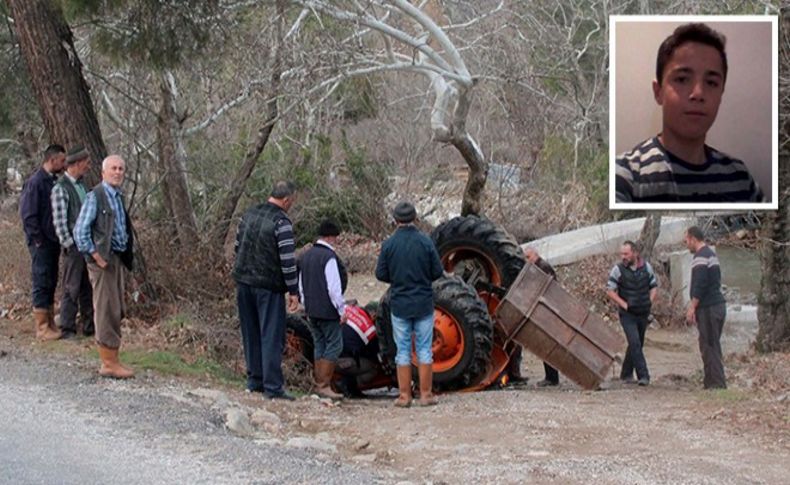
top-left (65, 145), bottom-right (89, 165)
top-left (318, 219), bottom-right (341, 237)
top-left (392, 201), bottom-right (416, 223)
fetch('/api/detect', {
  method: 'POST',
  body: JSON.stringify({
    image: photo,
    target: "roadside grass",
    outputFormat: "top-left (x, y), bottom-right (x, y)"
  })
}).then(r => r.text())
top-left (86, 348), bottom-right (244, 387)
top-left (698, 387), bottom-right (750, 402)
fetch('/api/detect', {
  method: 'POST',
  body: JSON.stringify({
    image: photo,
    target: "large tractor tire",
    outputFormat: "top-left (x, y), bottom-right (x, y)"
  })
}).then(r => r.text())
top-left (284, 313), bottom-right (314, 366)
top-left (432, 215), bottom-right (525, 298)
top-left (375, 276), bottom-right (494, 391)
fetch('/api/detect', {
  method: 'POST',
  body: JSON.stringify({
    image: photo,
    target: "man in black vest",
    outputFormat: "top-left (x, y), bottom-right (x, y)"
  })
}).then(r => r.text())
top-left (51, 145), bottom-right (94, 338)
top-left (606, 240), bottom-right (659, 386)
top-left (19, 144), bottom-right (66, 341)
top-left (74, 155), bottom-right (135, 379)
top-left (298, 219), bottom-right (346, 400)
top-left (232, 181), bottom-right (300, 400)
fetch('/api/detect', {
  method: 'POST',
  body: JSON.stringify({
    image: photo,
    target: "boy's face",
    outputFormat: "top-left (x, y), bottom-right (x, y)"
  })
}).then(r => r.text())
top-left (653, 41), bottom-right (725, 143)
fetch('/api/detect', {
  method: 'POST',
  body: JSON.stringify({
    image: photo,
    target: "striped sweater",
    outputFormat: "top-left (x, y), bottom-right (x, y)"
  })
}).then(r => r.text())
top-left (615, 137), bottom-right (764, 203)
top-left (690, 245), bottom-right (725, 308)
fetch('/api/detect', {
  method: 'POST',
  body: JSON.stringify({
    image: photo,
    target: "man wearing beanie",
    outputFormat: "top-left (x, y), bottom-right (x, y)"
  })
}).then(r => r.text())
top-left (298, 219), bottom-right (347, 400)
top-left (51, 145), bottom-right (94, 338)
top-left (376, 201), bottom-right (444, 407)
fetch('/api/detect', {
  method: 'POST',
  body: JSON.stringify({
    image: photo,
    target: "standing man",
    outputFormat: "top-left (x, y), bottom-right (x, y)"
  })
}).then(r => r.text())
top-left (51, 145), bottom-right (94, 339)
top-left (522, 248), bottom-right (561, 387)
top-left (606, 241), bottom-right (658, 386)
top-left (74, 155), bottom-right (135, 379)
top-left (684, 226), bottom-right (727, 389)
top-left (19, 144), bottom-right (66, 341)
top-left (298, 219), bottom-right (346, 400)
top-left (375, 201), bottom-right (444, 407)
top-left (232, 181), bottom-right (300, 401)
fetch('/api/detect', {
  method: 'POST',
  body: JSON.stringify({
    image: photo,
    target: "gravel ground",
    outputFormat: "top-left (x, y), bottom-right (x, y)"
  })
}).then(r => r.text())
top-left (0, 340), bottom-right (388, 485)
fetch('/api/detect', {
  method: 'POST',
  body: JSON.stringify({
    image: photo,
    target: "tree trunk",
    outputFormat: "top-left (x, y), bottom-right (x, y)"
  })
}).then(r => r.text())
top-left (156, 71), bottom-right (198, 246)
top-left (5, 0), bottom-right (107, 185)
top-left (757, 154), bottom-right (790, 352)
top-left (211, 4), bottom-right (284, 247)
top-left (638, 213), bottom-right (662, 260)
top-left (454, 135), bottom-right (486, 216)
top-left (756, 12), bottom-right (790, 353)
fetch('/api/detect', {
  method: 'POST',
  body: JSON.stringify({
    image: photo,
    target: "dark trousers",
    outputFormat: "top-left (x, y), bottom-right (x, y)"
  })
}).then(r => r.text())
top-left (28, 242), bottom-right (60, 308)
top-left (620, 312), bottom-right (650, 380)
top-left (59, 246), bottom-right (94, 333)
top-left (507, 347), bottom-right (558, 383)
top-left (543, 362), bottom-right (559, 383)
top-left (237, 283), bottom-right (287, 395)
top-left (697, 303), bottom-right (727, 389)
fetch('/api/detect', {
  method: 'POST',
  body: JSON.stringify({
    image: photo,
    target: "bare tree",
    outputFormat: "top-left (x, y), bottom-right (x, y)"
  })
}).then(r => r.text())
top-left (756, 6), bottom-right (790, 353)
top-left (5, 0), bottom-right (107, 183)
top-left (286, 0), bottom-right (498, 215)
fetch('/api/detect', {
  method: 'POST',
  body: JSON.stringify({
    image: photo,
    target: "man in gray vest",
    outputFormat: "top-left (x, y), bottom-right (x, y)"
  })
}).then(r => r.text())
top-left (51, 145), bottom-right (94, 338)
top-left (298, 219), bottom-right (346, 400)
top-left (606, 241), bottom-right (658, 386)
top-left (233, 181), bottom-right (300, 400)
top-left (74, 155), bottom-right (135, 379)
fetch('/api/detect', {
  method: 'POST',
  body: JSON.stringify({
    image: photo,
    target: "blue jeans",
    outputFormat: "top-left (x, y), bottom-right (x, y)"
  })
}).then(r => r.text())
top-left (391, 312), bottom-right (434, 366)
top-left (307, 317), bottom-right (343, 361)
top-left (28, 242), bottom-right (60, 308)
top-left (237, 283), bottom-right (287, 395)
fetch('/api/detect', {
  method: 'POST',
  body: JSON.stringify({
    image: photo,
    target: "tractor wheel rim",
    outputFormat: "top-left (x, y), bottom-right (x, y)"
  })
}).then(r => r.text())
top-left (416, 307), bottom-right (465, 372)
top-left (442, 247), bottom-right (502, 287)
top-left (285, 331), bottom-right (304, 359)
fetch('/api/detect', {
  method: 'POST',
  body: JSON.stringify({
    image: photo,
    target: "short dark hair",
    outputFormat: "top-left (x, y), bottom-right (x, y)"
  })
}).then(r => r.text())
top-left (43, 144), bottom-right (65, 162)
top-left (270, 180), bottom-right (295, 199)
top-left (686, 225), bottom-right (705, 242)
top-left (318, 219), bottom-right (340, 237)
top-left (656, 23), bottom-right (727, 86)
top-left (622, 240), bottom-right (640, 253)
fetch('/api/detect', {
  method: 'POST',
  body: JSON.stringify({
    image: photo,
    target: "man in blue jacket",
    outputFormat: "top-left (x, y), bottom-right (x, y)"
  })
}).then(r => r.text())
top-left (19, 144), bottom-right (66, 341)
top-left (375, 201), bottom-right (444, 407)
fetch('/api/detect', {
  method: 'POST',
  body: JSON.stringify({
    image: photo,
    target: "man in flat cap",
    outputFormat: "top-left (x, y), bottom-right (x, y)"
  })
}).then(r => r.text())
top-left (376, 201), bottom-right (443, 407)
top-left (51, 145), bottom-right (94, 338)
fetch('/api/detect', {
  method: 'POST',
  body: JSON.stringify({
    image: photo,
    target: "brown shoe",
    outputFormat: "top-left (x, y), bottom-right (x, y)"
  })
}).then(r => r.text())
top-left (33, 308), bottom-right (62, 341)
top-left (416, 363), bottom-right (437, 406)
top-left (314, 359), bottom-right (343, 400)
top-left (393, 365), bottom-right (412, 408)
top-left (98, 345), bottom-right (134, 379)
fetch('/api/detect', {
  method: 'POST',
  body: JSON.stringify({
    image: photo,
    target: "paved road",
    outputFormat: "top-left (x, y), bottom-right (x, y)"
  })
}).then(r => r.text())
top-left (0, 346), bottom-right (382, 485)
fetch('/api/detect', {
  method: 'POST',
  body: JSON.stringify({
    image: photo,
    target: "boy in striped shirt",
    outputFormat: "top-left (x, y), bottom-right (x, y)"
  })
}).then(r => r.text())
top-left (616, 23), bottom-right (763, 203)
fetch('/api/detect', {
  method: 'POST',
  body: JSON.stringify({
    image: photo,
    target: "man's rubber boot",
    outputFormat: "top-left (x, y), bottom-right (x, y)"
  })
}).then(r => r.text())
top-left (417, 363), bottom-right (438, 406)
top-left (33, 308), bottom-right (61, 341)
top-left (47, 305), bottom-right (60, 331)
top-left (98, 345), bottom-right (134, 379)
top-left (315, 359), bottom-right (343, 400)
top-left (394, 365), bottom-right (412, 408)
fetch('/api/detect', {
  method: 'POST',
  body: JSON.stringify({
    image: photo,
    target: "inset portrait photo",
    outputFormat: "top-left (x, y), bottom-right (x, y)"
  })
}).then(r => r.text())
top-left (610, 16), bottom-right (778, 210)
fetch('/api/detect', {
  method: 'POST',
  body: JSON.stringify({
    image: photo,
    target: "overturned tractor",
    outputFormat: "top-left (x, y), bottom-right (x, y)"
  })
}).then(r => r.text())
top-left (285, 215), bottom-right (622, 393)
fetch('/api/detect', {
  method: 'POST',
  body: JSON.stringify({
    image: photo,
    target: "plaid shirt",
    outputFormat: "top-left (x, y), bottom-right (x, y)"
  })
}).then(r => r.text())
top-left (74, 182), bottom-right (129, 255)
top-left (51, 173), bottom-right (86, 248)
